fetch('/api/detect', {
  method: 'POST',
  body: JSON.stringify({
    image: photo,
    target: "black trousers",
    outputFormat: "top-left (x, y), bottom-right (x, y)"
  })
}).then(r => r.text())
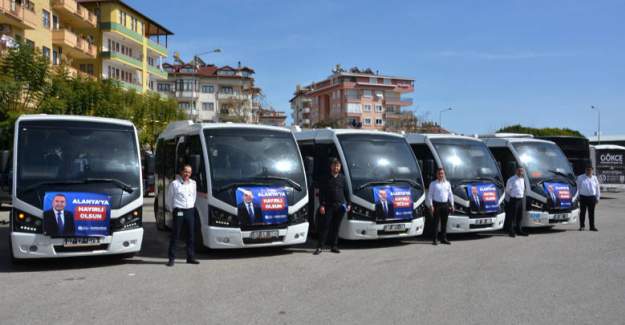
top-left (432, 202), bottom-right (450, 241)
top-left (317, 204), bottom-right (344, 249)
top-left (506, 198), bottom-right (524, 233)
top-left (168, 208), bottom-right (195, 261)
top-left (579, 195), bottom-right (597, 228)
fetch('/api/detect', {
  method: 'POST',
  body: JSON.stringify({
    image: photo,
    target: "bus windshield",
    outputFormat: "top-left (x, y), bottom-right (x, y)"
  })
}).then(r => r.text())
top-left (431, 139), bottom-right (502, 184)
top-left (338, 134), bottom-right (422, 192)
top-left (16, 121), bottom-right (140, 207)
top-left (204, 128), bottom-right (306, 204)
top-left (513, 142), bottom-right (575, 184)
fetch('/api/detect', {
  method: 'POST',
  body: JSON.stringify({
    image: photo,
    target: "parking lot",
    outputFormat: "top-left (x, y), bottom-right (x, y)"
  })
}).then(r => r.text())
top-left (1, 193), bottom-right (624, 325)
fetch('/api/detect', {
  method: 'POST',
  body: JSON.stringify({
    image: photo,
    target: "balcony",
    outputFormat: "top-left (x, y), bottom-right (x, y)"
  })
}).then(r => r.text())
top-left (101, 51), bottom-right (143, 70)
top-left (174, 90), bottom-right (199, 99)
top-left (51, 0), bottom-right (97, 28)
top-left (147, 39), bottom-right (167, 57)
top-left (100, 22), bottom-right (143, 45)
top-left (303, 107), bottom-right (310, 114)
top-left (148, 65), bottom-right (167, 79)
top-left (384, 97), bottom-right (413, 106)
top-left (217, 93), bottom-right (250, 102)
top-left (0, 0), bottom-right (37, 29)
top-left (112, 80), bottom-right (143, 92)
top-left (52, 28), bottom-right (96, 59)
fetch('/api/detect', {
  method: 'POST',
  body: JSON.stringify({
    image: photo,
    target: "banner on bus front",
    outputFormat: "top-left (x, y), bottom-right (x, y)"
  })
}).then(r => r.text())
top-left (466, 183), bottom-right (499, 214)
top-left (43, 192), bottom-right (111, 237)
top-left (372, 186), bottom-right (413, 220)
top-left (543, 182), bottom-right (572, 209)
top-left (236, 187), bottom-right (288, 226)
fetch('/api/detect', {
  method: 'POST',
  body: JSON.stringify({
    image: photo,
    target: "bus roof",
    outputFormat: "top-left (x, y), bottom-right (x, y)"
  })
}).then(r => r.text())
top-left (16, 114), bottom-right (134, 127)
top-left (404, 133), bottom-right (482, 144)
top-left (158, 121), bottom-right (291, 140)
top-left (294, 128), bottom-right (404, 141)
top-left (592, 144), bottom-right (625, 150)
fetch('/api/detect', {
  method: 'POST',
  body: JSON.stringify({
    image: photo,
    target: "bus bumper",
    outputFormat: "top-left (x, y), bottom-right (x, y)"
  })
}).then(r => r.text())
top-left (445, 213), bottom-right (506, 233)
top-left (205, 222), bottom-right (309, 249)
top-left (10, 228), bottom-right (143, 259)
top-left (523, 208), bottom-right (579, 228)
top-left (338, 217), bottom-right (424, 240)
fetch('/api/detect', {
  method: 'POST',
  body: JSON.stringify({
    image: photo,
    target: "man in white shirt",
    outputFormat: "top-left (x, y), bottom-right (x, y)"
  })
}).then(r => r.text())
top-left (427, 168), bottom-right (454, 245)
top-left (576, 166), bottom-right (600, 231)
top-left (166, 164), bottom-right (199, 266)
top-left (505, 167), bottom-right (528, 237)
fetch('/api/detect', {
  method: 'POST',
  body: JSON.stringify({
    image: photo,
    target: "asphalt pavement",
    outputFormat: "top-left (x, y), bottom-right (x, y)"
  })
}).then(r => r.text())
top-left (0, 193), bottom-right (624, 325)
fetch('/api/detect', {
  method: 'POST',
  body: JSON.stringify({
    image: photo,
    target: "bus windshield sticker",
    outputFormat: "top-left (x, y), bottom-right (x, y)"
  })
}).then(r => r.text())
top-left (372, 186), bottom-right (413, 220)
top-left (43, 192), bottom-right (111, 237)
top-left (542, 182), bottom-right (572, 209)
top-left (466, 183), bottom-right (499, 214)
top-left (236, 187), bottom-right (288, 226)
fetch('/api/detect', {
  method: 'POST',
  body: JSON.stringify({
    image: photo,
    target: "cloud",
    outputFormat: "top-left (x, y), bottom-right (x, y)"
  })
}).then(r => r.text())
top-left (435, 50), bottom-right (577, 60)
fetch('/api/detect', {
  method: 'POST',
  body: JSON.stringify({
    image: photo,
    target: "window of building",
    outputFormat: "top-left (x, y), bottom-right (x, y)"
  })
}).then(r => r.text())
top-left (375, 119), bottom-right (384, 126)
top-left (202, 102), bottom-right (215, 111)
top-left (347, 103), bottom-right (361, 113)
top-left (52, 14), bottom-right (59, 30)
top-left (157, 83), bottom-right (172, 92)
top-left (119, 11), bottom-right (127, 27)
top-left (52, 48), bottom-right (59, 65)
top-left (376, 90), bottom-right (384, 98)
top-left (369, 77), bottom-right (377, 84)
top-left (221, 86), bottom-right (233, 94)
top-left (364, 118), bottom-right (372, 125)
top-left (148, 57), bottom-right (155, 66)
top-left (42, 47), bottom-right (50, 61)
top-left (179, 102), bottom-right (191, 110)
top-left (375, 105), bottom-right (383, 112)
top-left (201, 85), bottom-right (214, 93)
top-left (363, 90), bottom-right (372, 97)
top-left (42, 9), bottom-right (50, 29)
top-left (363, 104), bottom-right (372, 112)
top-left (79, 64), bottom-right (94, 75)
top-left (346, 89), bottom-right (358, 99)
top-left (384, 78), bottom-right (391, 85)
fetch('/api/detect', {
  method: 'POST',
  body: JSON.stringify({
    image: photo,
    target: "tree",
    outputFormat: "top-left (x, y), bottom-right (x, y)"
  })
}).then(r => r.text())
top-left (497, 124), bottom-right (584, 137)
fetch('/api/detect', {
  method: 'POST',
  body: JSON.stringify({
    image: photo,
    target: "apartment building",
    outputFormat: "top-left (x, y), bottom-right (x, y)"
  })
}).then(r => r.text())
top-left (158, 60), bottom-right (258, 123)
top-left (258, 107), bottom-right (287, 127)
top-left (0, 0), bottom-right (171, 92)
top-left (291, 66), bottom-right (415, 131)
top-left (80, 0), bottom-right (171, 92)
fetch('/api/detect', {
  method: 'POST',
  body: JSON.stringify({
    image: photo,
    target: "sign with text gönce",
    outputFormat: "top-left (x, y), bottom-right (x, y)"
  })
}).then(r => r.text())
top-left (43, 192), bottom-right (111, 237)
top-left (236, 187), bottom-right (288, 225)
top-left (595, 149), bottom-right (625, 185)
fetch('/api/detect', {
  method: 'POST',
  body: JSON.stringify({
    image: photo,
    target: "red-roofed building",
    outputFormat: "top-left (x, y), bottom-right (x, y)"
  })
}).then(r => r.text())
top-left (158, 60), bottom-right (258, 122)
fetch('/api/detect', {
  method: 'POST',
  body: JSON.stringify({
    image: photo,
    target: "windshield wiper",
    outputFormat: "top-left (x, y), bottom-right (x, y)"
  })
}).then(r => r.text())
top-left (216, 181), bottom-right (268, 193)
top-left (546, 169), bottom-right (575, 185)
top-left (357, 178), bottom-right (421, 191)
top-left (253, 176), bottom-right (302, 192)
top-left (84, 178), bottom-right (134, 193)
top-left (19, 178), bottom-right (134, 194)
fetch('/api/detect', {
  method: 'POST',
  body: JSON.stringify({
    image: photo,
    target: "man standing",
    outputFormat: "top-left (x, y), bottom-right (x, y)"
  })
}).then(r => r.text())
top-left (505, 167), bottom-right (528, 237)
top-left (427, 168), bottom-right (453, 245)
top-left (374, 189), bottom-right (395, 220)
top-left (166, 164), bottom-right (199, 266)
top-left (314, 158), bottom-right (350, 255)
top-left (43, 194), bottom-right (75, 237)
top-left (237, 190), bottom-right (263, 226)
top-left (576, 166), bottom-right (600, 231)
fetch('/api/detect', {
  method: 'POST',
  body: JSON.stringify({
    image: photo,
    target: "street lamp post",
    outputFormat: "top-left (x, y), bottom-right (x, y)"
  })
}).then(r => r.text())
top-left (439, 107), bottom-right (452, 129)
top-left (591, 105), bottom-right (600, 144)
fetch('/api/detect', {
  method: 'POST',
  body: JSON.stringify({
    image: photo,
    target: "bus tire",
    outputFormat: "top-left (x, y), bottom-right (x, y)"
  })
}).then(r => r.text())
top-left (194, 212), bottom-right (209, 254)
top-left (154, 198), bottom-right (166, 231)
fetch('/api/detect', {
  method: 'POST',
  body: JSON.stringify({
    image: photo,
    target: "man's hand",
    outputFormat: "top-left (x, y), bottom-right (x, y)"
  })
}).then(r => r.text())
top-left (319, 206), bottom-right (326, 215)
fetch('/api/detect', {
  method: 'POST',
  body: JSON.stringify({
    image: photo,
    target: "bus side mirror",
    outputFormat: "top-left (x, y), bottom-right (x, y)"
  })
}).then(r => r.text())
top-left (145, 154), bottom-right (156, 174)
top-left (188, 154), bottom-right (201, 176)
top-left (304, 156), bottom-right (314, 177)
top-left (0, 150), bottom-right (9, 174)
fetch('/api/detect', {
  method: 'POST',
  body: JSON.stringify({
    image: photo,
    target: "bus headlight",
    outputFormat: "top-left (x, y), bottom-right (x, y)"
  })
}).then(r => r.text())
top-left (348, 204), bottom-right (373, 221)
top-left (12, 209), bottom-right (43, 234)
top-left (528, 198), bottom-right (545, 211)
top-left (111, 208), bottom-right (142, 232)
top-left (210, 207), bottom-right (238, 227)
top-left (290, 208), bottom-right (308, 224)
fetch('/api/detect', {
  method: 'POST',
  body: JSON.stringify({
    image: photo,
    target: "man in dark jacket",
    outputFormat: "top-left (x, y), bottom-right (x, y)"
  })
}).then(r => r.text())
top-left (314, 158), bottom-right (350, 255)
top-left (237, 190), bottom-right (263, 226)
top-left (43, 194), bottom-right (75, 237)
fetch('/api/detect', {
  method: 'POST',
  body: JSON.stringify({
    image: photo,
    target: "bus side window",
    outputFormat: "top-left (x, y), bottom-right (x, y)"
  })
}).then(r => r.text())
top-left (490, 147), bottom-right (516, 180)
top-left (187, 135), bottom-right (208, 193)
top-left (410, 144), bottom-right (435, 183)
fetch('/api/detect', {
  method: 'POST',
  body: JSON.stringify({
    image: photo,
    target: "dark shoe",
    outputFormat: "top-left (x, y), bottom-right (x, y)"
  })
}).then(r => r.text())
top-left (441, 239), bottom-right (451, 245)
top-left (590, 227), bottom-right (598, 232)
top-left (516, 229), bottom-right (529, 236)
top-left (432, 240), bottom-right (438, 245)
top-left (186, 259), bottom-right (200, 264)
top-left (313, 248), bottom-right (322, 255)
top-left (331, 247), bottom-right (340, 254)
top-left (579, 227), bottom-right (585, 231)
top-left (508, 232), bottom-right (516, 238)
top-left (166, 260), bottom-right (175, 267)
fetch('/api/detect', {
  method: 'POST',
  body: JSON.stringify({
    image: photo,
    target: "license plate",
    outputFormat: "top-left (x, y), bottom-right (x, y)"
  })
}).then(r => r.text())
top-left (383, 224), bottom-right (406, 232)
top-left (250, 230), bottom-right (279, 240)
top-left (63, 237), bottom-right (102, 247)
top-left (475, 218), bottom-right (494, 225)
top-left (551, 214), bottom-right (568, 221)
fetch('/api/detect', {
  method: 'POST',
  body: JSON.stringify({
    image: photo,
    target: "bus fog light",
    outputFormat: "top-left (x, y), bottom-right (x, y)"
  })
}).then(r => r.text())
top-left (29, 245), bottom-right (38, 252)
top-left (122, 241), bottom-right (129, 247)
top-left (294, 234), bottom-right (299, 239)
top-left (361, 230), bottom-right (366, 235)
top-left (223, 237), bottom-right (230, 243)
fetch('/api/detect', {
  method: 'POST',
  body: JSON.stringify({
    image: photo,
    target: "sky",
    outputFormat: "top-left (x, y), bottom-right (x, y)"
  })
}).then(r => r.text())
top-left (129, 0), bottom-right (624, 137)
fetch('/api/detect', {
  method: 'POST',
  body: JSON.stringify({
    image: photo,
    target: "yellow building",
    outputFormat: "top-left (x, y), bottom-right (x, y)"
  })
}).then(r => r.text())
top-left (0, 0), bottom-right (172, 93)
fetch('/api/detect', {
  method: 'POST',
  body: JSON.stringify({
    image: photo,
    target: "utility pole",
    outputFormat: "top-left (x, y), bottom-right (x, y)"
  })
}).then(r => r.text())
top-left (591, 105), bottom-right (600, 144)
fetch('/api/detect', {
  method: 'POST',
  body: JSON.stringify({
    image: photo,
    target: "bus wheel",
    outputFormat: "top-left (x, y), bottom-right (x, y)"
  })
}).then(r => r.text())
top-left (154, 198), bottom-right (166, 231)
top-left (194, 213), bottom-right (209, 254)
